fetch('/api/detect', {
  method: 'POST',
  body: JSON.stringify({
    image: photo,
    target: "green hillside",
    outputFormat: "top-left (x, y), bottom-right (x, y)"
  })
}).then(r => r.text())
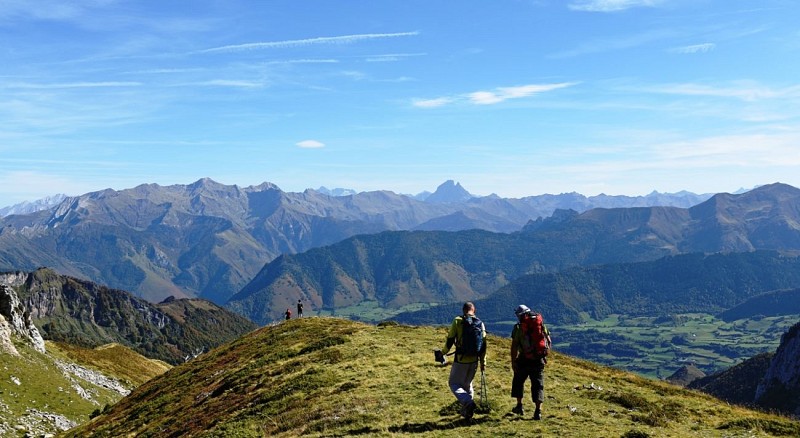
top-left (68, 317), bottom-right (800, 437)
top-left (0, 341), bottom-right (170, 437)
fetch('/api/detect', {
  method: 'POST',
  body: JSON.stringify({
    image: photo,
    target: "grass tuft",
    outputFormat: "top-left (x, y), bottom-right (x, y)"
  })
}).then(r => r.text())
top-left (718, 417), bottom-right (800, 436)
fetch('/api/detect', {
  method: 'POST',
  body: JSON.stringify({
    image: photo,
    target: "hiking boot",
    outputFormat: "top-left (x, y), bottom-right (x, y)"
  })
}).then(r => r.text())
top-left (533, 408), bottom-right (541, 420)
top-left (511, 404), bottom-right (524, 415)
top-left (463, 401), bottom-right (477, 420)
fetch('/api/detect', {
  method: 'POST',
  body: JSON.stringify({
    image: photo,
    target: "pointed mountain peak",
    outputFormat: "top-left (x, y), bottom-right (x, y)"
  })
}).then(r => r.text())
top-left (188, 177), bottom-right (223, 190)
top-left (425, 180), bottom-right (473, 204)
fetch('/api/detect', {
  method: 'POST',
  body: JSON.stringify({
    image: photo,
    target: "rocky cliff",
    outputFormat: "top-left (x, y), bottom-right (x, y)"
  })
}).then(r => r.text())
top-left (1, 268), bottom-right (257, 364)
top-left (0, 283), bottom-right (45, 354)
top-left (755, 321), bottom-right (800, 417)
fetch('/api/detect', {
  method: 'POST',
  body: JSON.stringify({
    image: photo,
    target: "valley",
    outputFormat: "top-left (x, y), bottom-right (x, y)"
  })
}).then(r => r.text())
top-left (542, 313), bottom-right (800, 379)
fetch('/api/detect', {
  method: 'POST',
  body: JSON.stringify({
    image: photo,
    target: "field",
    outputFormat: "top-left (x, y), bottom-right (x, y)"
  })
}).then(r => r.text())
top-left (536, 313), bottom-right (800, 379)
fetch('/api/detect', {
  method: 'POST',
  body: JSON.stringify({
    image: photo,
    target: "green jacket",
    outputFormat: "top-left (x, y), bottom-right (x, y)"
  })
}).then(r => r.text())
top-left (443, 315), bottom-right (487, 365)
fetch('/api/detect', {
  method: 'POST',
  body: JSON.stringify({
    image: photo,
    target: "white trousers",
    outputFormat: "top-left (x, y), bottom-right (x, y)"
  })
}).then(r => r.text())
top-left (448, 361), bottom-right (478, 406)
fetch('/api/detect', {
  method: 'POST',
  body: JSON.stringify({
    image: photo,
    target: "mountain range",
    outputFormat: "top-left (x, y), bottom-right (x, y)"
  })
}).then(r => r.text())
top-left (229, 182), bottom-right (800, 323)
top-left (0, 178), bottom-right (712, 305)
top-left (0, 193), bottom-right (67, 217)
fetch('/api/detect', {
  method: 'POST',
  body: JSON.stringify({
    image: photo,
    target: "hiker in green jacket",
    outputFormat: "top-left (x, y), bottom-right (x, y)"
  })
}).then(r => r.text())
top-left (510, 304), bottom-right (551, 420)
top-left (442, 301), bottom-right (487, 420)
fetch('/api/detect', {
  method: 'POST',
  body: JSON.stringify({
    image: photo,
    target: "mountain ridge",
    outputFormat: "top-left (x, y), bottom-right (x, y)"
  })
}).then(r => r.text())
top-left (0, 178), bottom-right (717, 304)
top-left (230, 183), bottom-right (800, 323)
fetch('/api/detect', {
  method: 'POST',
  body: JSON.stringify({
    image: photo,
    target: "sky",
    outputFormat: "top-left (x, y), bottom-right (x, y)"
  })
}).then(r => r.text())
top-left (1, 0), bottom-right (800, 207)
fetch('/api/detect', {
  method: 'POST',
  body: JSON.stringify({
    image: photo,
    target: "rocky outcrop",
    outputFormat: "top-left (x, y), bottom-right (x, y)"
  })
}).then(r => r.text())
top-left (755, 321), bottom-right (800, 417)
top-left (2, 268), bottom-right (256, 364)
top-left (666, 364), bottom-right (706, 387)
top-left (0, 283), bottom-right (45, 354)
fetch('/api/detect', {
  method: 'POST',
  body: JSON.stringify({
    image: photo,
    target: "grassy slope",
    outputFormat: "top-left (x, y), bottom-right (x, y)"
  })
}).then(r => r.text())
top-left (0, 340), bottom-right (170, 436)
top-left (48, 342), bottom-right (171, 387)
top-left (68, 318), bottom-right (799, 438)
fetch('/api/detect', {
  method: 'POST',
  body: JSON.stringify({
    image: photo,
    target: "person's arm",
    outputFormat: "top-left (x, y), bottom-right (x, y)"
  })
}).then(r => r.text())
top-left (443, 318), bottom-right (458, 354)
top-left (510, 325), bottom-right (519, 372)
top-left (544, 324), bottom-right (552, 349)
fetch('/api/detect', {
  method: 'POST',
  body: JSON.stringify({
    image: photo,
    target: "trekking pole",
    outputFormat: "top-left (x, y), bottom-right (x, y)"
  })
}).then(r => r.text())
top-left (479, 369), bottom-right (489, 409)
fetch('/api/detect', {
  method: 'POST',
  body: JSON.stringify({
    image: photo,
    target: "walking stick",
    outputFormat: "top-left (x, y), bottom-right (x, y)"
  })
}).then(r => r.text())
top-left (479, 369), bottom-right (489, 409)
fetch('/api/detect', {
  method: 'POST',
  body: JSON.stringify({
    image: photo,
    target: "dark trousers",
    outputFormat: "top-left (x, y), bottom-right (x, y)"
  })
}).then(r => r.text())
top-left (511, 358), bottom-right (545, 403)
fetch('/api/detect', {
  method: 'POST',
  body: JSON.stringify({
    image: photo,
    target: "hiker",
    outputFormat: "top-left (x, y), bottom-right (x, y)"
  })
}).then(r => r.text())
top-left (442, 301), bottom-right (487, 420)
top-left (285, 308), bottom-right (292, 320)
top-left (510, 304), bottom-right (552, 420)
top-left (297, 299), bottom-right (304, 317)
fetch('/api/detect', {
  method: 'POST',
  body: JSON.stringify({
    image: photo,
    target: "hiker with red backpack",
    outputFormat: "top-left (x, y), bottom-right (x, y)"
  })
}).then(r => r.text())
top-left (441, 301), bottom-right (487, 420)
top-left (510, 304), bottom-right (552, 420)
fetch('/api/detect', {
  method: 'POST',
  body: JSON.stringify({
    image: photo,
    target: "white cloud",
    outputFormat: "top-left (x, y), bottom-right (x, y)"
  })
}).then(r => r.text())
top-left (413, 97), bottom-right (453, 108)
top-left (199, 32), bottom-right (419, 54)
top-left (670, 43), bottom-right (716, 54)
top-left (415, 82), bottom-right (577, 108)
top-left (568, 0), bottom-right (663, 12)
top-left (469, 83), bottom-right (577, 105)
top-left (296, 140), bottom-right (325, 149)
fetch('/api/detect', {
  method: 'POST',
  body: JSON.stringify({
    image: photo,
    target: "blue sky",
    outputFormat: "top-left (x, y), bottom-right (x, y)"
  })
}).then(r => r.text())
top-left (2, 0), bottom-right (799, 207)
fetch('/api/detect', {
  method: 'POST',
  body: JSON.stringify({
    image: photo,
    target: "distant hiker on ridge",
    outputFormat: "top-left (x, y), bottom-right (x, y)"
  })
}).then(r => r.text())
top-left (441, 301), bottom-right (486, 420)
top-left (510, 304), bottom-right (551, 420)
top-left (297, 299), bottom-right (304, 318)
top-left (284, 308), bottom-right (292, 321)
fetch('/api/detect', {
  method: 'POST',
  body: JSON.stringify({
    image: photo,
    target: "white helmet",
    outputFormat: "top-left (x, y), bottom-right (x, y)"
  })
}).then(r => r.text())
top-left (514, 304), bottom-right (531, 317)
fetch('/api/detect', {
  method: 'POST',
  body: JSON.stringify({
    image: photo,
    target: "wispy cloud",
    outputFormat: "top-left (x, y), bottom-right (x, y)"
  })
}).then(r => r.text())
top-left (296, 140), bottom-right (325, 149)
top-left (550, 29), bottom-right (676, 58)
top-left (364, 53), bottom-right (427, 62)
top-left (198, 32), bottom-right (419, 54)
top-left (6, 81), bottom-right (141, 89)
top-left (568, 0), bottom-right (664, 12)
top-left (189, 80), bottom-right (266, 88)
top-left (646, 81), bottom-right (800, 101)
top-left (413, 97), bottom-right (453, 108)
top-left (414, 82), bottom-right (577, 108)
top-left (669, 43), bottom-right (716, 54)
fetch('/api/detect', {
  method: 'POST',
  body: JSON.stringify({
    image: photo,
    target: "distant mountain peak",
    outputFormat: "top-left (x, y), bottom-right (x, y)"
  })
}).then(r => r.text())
top-left (0, 193), bottom-right (68, 217)
top-left (189, 177), bottom-right (224, 190)
top-left (316, 186), bottom-right (358, 197)
top-left (425, 180), bottom-right (473, 204)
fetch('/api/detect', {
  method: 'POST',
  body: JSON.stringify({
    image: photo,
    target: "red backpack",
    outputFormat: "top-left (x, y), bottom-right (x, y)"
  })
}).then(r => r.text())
top-left (520, 313), bottom-right (548, 359)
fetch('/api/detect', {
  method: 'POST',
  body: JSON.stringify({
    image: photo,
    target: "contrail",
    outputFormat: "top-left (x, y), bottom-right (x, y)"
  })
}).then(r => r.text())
top-left (199, 31), bottom-right (420, 54)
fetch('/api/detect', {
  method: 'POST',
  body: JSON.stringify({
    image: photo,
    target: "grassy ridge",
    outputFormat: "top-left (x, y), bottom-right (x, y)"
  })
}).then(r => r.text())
top-left (48, 342), bottom-right (171, 387)
top-left (68, 317), bottom-right (800, 437)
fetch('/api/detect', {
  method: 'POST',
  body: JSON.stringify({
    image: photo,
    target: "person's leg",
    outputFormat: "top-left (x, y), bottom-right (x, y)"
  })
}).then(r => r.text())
top-left (510, 360), bottom-right (527, 415)
top-left (530, 363), bottom-right (545, 420)
top-left (449, 361), bottom-right (478, 418)
top-left (449, 362), bottom-right (478, 405)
